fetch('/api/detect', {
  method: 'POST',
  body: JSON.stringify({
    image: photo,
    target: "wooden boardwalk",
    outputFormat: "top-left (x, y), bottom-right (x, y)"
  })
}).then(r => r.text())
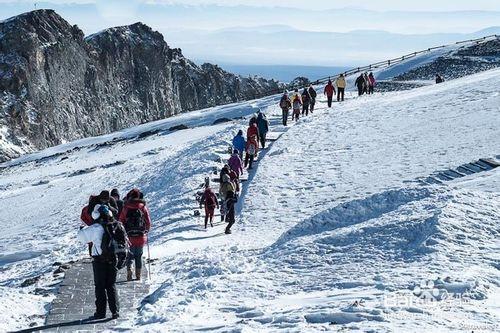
top-left (21, 258), bottom-right (148, 332)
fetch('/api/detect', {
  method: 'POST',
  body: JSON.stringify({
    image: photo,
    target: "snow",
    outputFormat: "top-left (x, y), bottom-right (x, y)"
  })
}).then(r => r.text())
top-left (0, 68), bottom-right (499, 332)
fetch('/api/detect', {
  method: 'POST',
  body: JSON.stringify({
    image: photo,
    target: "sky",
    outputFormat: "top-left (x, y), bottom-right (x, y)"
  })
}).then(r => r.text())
top-left (1, 0), bottom-right (499, 67)
top-left (2, 0), bottom-right (500, 11)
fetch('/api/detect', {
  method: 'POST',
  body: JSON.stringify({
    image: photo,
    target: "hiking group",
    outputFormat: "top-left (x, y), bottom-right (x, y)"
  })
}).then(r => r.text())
top-left (78, 188), bottom-right (151, 320)
top-left (278, 72), bottom-right (369, 124)
top-left (199, 110), bottom-right (269, 234)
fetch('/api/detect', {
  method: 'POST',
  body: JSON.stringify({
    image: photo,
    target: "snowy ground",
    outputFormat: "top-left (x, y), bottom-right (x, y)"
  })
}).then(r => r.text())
top-left (0, 68), bottom-right (499, 332)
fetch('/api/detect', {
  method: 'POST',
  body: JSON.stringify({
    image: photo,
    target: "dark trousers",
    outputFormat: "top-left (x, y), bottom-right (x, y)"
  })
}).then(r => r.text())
top-left (310, 101), bottom-right (315, 112)
top-left (292, 109), bottom-right (300, 121)
top-left (225, 204), bottom-right (235, 233)
top-left (368, 85), bottom-right (374, 94)
top-left (337, 88), bottom-right (345, 101)
top-left (281, 108), bottom-right (289, 126)
top-left (260, 133), bottom-right (266, 149)
top-left (245, 153), bottom-right (255, 169)
top-left (302, 103), bottom-right (309, 116)
top-left (327, 96), bottom-right (333, 107)
top-left (127, 246), bottom-right (143, 270)
top-left (92, 260), bottom-right (119, 316)
top-left (357, 86), bottom-right (363, 96)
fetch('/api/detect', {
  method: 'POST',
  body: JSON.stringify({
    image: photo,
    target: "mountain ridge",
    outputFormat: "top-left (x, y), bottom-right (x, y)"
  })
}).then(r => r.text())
top-left (0, 9), bottom-right (282, 162)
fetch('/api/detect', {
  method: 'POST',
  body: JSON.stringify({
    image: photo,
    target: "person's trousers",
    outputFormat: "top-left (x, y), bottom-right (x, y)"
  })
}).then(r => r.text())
top-left (310, 101), bottom-right (315, 112)
top-left (281, 108), bottom-right (289, 126)
top-left (302, 103), bottom-right (309, 116)
top-left (205, 206), bottom-right (215, 227)
top-left (245, 153), bottom-right (255, 169)
top-left (260, 133), bottom-right (266, 149)
top-left (292, 109), bottom-right (300, 121)
top-left (369, 85), bottom-right (374, 94)
top-left (92, 260), bottom-right (119, 316)
top-left (327, 96), bottom-right (333, 107)
top-left (337, 88), bottom-right (345, 101)
top-left (357, 86), bottom-right (363, 96)
top-left (126, 246), bottom-right (143, 270)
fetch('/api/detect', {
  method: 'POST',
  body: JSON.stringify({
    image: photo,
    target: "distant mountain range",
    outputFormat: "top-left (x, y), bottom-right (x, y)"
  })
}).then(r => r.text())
top-left (167, 26), bottom-right (500, 66)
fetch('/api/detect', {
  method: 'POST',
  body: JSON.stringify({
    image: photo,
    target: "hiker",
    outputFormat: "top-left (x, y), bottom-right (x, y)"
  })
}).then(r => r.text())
top-left (77, 204), bottom-right (128, 320)
top-left (435, 74), bottom-right (444, 84)
top-left (224, 191), bottom-right (238, 234)
top-left (119, 189), bottom-right (151, 281)
top-left (363, 73), bottom-right (370, 94)
top-left (256, 111), bottom-right (269, 148)
top-left (232, 130), bottom-right (246, 158)
top-left (355, 74), bottom-right (365, 96)
top-left (368, 72), bottom-right (376, 94)
top-left (219, 164), bottom-right (231, 184)
top-left (291, 89), bottom-right (302, 121)
top-left (245, 135), bottom-right (258, 169)
top-left (335, 74), bottom-right (346, 102)
top-left (200, 184), bottom-right (219, 228)
top-left (247, 122), bottom-right (260, 148)
top-left (228, 149), bottom-right (243, 177)
top-left (301, 87), bottom-right (311, 116)
top-left (308, 85), bottom-right (317, 112)
top-left (324, 79), bottom-right (336, 107)
top-left (219, 174), bottom-right (236, 222)
top-left (110, 189), bottom-right (124, 217)
top-left (279, 92), bottom-right (292, 126)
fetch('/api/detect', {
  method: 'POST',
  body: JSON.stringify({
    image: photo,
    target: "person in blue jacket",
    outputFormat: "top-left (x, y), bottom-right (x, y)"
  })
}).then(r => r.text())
top-left (256, 112), bottom-right (269, 149)
top-left (232, 130), bottom-right (246, 158)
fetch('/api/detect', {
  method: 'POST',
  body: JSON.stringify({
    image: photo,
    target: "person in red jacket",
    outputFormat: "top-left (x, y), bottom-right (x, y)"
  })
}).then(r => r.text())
top-left (200, 185), bottom-right (219, 229)
top-left (246, 123), bottom-right (260, 148)
top-left (324, 79), bottom-right (336, 108)
top-left (245, 135), bottom-right (259, 169)
top-left (119, 189), bottom-right (151, 281)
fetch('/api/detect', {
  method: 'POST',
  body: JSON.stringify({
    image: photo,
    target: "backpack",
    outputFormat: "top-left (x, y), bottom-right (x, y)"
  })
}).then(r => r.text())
top-left (101, 222), bottom-right (129, 270)
top-left (293, 99), bottom-right (301, 110)
top-left (247, 142), bottom-right (256, 155)
top-left (280, 97), bottom-right (289, 108)
top-left (124, 208), bottom-right (146, 237)
top-left (204, 189), bottom-right (217, 208)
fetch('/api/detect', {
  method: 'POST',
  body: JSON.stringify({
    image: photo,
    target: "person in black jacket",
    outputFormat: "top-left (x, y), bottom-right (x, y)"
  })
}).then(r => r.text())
top-left (301, 88), bottom-right (311, 116)
top-left (78, 205), bottom-right (128, 320)
top-left (308, 86), bottom-right (317, 113)
top-left (224, 191), bottom-right (238, 234)
top-left (355, 74), bottom-right (365, 96)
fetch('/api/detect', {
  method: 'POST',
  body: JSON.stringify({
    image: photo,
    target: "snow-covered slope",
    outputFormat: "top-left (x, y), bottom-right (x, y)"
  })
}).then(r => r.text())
top-left (0, 68), bottom-right (499, 331)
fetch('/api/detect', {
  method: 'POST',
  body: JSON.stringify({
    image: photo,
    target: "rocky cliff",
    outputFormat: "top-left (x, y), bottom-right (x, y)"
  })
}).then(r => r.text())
top-left (0, 10), bottom-right (282, 162)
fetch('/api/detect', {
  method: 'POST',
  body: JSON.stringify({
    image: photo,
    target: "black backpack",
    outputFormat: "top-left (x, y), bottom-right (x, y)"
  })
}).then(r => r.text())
top-left (101, 222), bottom-right (129, 270)
top-left (125, 208), bottom-right (146, 237)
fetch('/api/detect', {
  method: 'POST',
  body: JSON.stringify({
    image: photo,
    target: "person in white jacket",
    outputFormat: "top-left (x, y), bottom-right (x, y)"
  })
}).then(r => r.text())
top-left (78, 204), bottom-right (124, 320)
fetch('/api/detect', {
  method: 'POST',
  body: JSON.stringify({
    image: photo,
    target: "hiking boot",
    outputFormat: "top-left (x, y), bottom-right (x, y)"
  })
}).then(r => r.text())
top-left (127, 268), bottom-right (133, 281)
top-left (136, 268), bottom-right (142, 280)
top-left (92, 312), bottom-right (106, 320)
top-left (225, 229), bottom-right (232, 234)
top-left (112, 313), bottom-right (120, 319)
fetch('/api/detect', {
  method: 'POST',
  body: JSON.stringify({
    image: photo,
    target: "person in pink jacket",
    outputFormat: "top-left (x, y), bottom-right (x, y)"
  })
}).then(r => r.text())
top-left (228, 149), bottom-right (243, 176)
top-left (368, 72), bottom-right (376, 94)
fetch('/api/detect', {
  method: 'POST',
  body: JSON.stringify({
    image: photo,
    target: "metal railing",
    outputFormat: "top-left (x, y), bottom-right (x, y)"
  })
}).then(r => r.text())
top-left (256, 34), bottom-right (499, 98)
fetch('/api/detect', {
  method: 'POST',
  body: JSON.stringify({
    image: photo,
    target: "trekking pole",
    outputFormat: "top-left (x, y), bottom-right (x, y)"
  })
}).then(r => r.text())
top-left (146, 233), bottom-right (151, 280)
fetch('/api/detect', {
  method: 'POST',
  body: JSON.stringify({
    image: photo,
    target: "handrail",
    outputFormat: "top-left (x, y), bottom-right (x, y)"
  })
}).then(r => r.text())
top-left (257, 34), bottom-right (499, 98)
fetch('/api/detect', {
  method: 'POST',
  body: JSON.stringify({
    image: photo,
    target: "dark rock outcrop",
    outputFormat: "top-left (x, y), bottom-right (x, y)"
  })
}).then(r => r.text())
top-left (0, 10), bottom-right (282, 161)
top-left (394, 39), bottom-right (500, 81)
